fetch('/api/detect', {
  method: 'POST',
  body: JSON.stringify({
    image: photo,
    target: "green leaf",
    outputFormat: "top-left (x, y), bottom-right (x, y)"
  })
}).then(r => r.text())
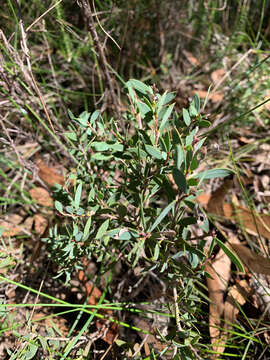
top-left (187, 178), bottom-right (198, 186)
top-left (24, 343), bottom-right (38, 359)
top-left (88, 187), bottom-right (95, 202)
top-left (0, 256), bottom-right (14, 268)
top-left (175, 145), bottom-right (184, 169)
top-left (109, 143), bottom-right (124, 152)
top-left (67, 109), bottom-right (75, 121)
top-left (74, 182), bottom-right (82, 209)
top-left (194, 138), bottom-right (206, 153)
top-left (55, 201), bottom-right (63, 213)
top-left (215, 237), bottom-right (244, 272)
top-left (137, 100), bottom-right (152, 117)
top-left (65, 131), bottom-right (77, 141)
top-left (156, 90), bottom-right (168, 113)
top-left (189, 103), bottom-right (198, 117)
top-left (194, 168), bottom-right (233, 180)
top-left (90, 110), bottom-right (100, 122)
top-left (92, 153), bottom-right (113, 161)
top-left (118, 229), bottom-right (139, 240)
top-left (172, 168), bottom-right (188, 193)
top-left (186, 129), bottom-right (196, 147)
top-left (77, 111), bottom-right (90, 126)
top-left (163, 92), bottom-right (175, 105)
top-left (193, 93), bottom-right (200, 112)
top-left (190, 153), bottom-right (198, 171)
top-left (126, 79), bottom-right (153, 95)
top-left (96, 219), bottom-right (110, 239)
top-left (200, 217), bottom-right (209, 233)
top-left (83, 216), bottom-right (92, 240)
top-left (160, 103), bottom-right (175, 132)
top-left (198, 120), bottom-right (211, 128)
top-left (91, 141), bottom-right (110, 151)
top-left (183, 108), bottom-right (191, 126)
top-left (153, 243), bottom-right (160, 261)
top-left (145, 145), bottom-right (164, 160)
top-left (149, 200), bottom-right (176, 232)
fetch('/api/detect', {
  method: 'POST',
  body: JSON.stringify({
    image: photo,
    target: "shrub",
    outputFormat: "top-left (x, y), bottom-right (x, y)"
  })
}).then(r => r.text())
top-left (43, 79), bottom-right (232, 357)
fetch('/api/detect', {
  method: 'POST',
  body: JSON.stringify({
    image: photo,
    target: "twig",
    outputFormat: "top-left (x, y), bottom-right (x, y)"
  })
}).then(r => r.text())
top-left (77, 0), bottom-right (121, 121)
top-left (91, 0), bottom-right (121, 50)
top-left (15, 0), bottom-right (55, 132)
top-left (212, 48), bottom-right (253, 92)
top-left (26, 0), bottom-right (63, 32)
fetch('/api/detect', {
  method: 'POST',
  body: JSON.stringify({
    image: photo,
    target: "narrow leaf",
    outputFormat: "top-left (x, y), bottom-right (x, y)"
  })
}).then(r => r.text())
top-left (176, 145), bottom-right (184, 169)
top-left (90, 110), bottom-right (100, 122)
top-left (96, 219), bottom-right (110, 239)
top-left (194, 168), bottom-right (233, 180)
top-left (74, 182), bottom-right (82, 209)
top-left (172, 168), bottom-right (188, 193)
top-left (126, 79), bottom-right (153, 95)
top-left (83, 217), bottom-right (92, 240)
top-left (160, 103), bottom-right (175, 132)
top-left (193, 93), bottom-right (200, 112)
top-left (55, 201), bottom-right (63, 213)
top-left (215, 237), bottom-right (244, 272)
top-left (149, 200), bottom-right (176, 232)
top-left (145, 145), bottom-right (164, 160)
top-left (183, 108), bottom-right (191, 126)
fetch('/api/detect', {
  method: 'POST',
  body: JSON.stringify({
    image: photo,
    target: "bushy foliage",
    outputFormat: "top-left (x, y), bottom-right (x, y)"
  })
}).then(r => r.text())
top-left (42, 80), bottom-right (233, 356)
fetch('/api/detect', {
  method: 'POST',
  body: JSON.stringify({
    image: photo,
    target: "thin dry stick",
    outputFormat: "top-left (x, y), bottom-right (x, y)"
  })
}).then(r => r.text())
top-left (15, 0), bottom-right (55, 132)
top-left (26, 0), bottom-right (63, 32)
top-left (100, 333), bottom-right (119, 360)
top-left (0, 115), bottom-right (25, 168)
top-left (91, 0), bottom-right (121, 50)
top-left (173, 286), bottom-right (182, 332)
top-left (77, 0), bottom-right (121, 120)
top-left (212, 48), bottom-right (253, 92)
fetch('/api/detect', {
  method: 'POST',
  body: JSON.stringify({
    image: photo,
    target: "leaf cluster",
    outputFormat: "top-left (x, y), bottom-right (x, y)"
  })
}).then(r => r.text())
top-left (43, 80), bottom-right (232, 287)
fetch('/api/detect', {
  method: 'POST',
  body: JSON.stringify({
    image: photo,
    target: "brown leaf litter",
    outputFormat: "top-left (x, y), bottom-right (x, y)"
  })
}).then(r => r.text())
top-left (201, 175), bottom-right (270, 358)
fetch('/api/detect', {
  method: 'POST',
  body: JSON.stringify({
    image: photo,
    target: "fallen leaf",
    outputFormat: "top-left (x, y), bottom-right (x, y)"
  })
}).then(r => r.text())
top-left (238, 136), bottom-right (253, 144)
top-left (220, 280), bottom-right (251, 348)
top-left (29, 187), bottom-right (53, 207)
top-left (211, 68), bottom-right (225, 84)
top-left (207, 179), bottom-right (233, 216)
top-left (197, 179), bottom-right (270, 241)
top-left (183, 50), bottom-right (200, 66)
top-left (23, 216), bottom-right (34, 232)
top-left (233, 206), bottom-right (270, 240)
top-left (34, 214), bottom-right (48, 235)
top-left (206, 247), bottom-right (231, 358)
top-left (36, 157), bottom-right (64, 187)
top-left (0, 214), bottom-right (24, 237)
top-left (224, 279), bottom-right (250, 325)
top-left (223, 203), bottom-right (233, 218)
top-left (229, 243), bottom-right (270, 275)
top-left (251, 274), bottom-right (270, 319)
top-left (132, 317), bottom-right (167, 353)
top-left (78, 268), bottom-right (119, 344)
top-left (194, 90), bottom-right (224, 103)
top-left (196, 193), bottom-right (210, 207)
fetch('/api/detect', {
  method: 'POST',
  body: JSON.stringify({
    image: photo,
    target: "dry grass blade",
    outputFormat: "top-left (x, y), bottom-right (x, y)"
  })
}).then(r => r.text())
top-left (16, 1), bottom-right (55, 132)
top-left (77, 0), bottom-right (121, 119)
